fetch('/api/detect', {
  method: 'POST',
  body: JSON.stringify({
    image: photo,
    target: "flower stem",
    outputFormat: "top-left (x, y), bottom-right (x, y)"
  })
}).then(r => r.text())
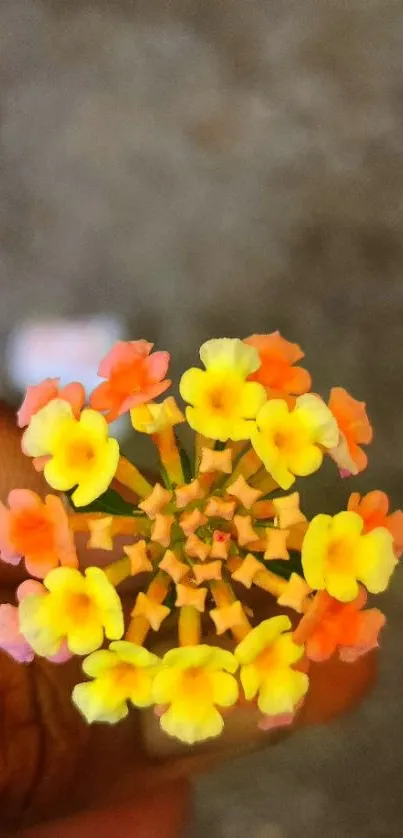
top-left (115, 456), bottom-right (153, 498)
top-left (179, 606), bottom-right (201, 646)
top-left (104, 556), bottom-right (131, 586)
top-left (152, 428), bottom-right (184, 486)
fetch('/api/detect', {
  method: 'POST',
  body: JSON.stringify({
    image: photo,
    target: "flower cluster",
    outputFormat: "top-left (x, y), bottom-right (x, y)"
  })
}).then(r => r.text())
top-left (0, 335), bottom-right (401, 745)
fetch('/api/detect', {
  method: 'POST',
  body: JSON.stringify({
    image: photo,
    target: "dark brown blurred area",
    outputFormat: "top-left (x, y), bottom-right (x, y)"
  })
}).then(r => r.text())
top-left (1, 1), bottom-right (403, 835)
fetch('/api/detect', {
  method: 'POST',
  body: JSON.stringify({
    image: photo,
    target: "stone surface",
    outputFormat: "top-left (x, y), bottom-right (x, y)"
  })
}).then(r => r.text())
top-left (1, 1), bottom-right (403, 834)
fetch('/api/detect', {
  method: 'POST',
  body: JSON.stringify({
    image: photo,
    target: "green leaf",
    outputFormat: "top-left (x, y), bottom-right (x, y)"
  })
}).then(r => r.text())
top-left (176, 435), bottom-right (193, 483)
top-left (65, 487), bottom-right (139, 516)
top-left (159, 463), bottom-right (172, 490)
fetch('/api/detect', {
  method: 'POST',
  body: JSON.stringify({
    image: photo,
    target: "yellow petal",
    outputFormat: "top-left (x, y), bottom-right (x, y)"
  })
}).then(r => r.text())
top-left (68, 621), bottom-right (104, 655)
top-left (85, 567), bottom-right (124, 640)
top-left (109, 640), bottom-right (161, 668)
top-left (152, 667), bottom-right (182, 704)
top-left (237, 381), bottom-right (267, 418)
top-left (235, 616), bottom-right (291, 665)
top-left (71, 438), bottom-right (119, 507)
top-left (295, 394), bottom-right (339, 448)
top-left (257, 668), bottom-right (309, 716)
top-left (240, 663), bottom-right (261, 700)
top-left (83, 649), bottom-right (118, 678)
top-left (72, 680), bottom-right (128, 724)
top-left (159, 702), bottom-right (224, 744)
top-left (301, 514), bottom-right (331, 590)
top-left (273, 634), bottom-right (304, 667)
top-left (210, 671), bottom-right (239, 707)
top-left (325, 570), bottom-right (359, 603)
top-left (199, 338), bottom-right (260, 376)
top-left (22, 399), bottom-right (74, 457)
top-left (179, 368), bottom-right (207, 405)
top-left (286, 443), bottom-right (323, 477)
top-left (79, 408), bottom-right (109, 440)
top-left (356, 527), bottom-right (397, 593)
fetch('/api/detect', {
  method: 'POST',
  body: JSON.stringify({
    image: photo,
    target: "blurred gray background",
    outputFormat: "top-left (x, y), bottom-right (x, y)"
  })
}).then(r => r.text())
top-left (1, 1), bottom-right (403, 835)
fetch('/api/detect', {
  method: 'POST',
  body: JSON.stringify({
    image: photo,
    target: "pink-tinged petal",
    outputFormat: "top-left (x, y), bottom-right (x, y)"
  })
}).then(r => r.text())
top-left (24, 554), bottom-right (58, 579)
top-left (0, 604), bottom-right (35, 663)
top-left (98, 341), bottom-right (153, 378)
top-left (339, 609), bottom-right (386, 663)
top-left (17, 580), bottom-right (46, 601)
top-left (258, 711), bottom-right (295, 731)
top-left (131, 339), bottom-right (154, 358)
top-left (47, 640), bottom-right (72, 664)
top-left (0, 502), bottom-right (20, 564)
top-left (147, 351), bottom-right (170, 382)
top-left (59, 382), bottom-right (86, 418)
top-left (32, 455), bottom-right (51, 472)
top-left (17, 379), bottom-right (59, 427)
top-left (8, 489), bottom-right (42, 512)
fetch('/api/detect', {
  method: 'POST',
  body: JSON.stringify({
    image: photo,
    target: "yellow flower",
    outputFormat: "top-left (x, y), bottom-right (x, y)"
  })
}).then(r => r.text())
top-left (72, 641), bottom-right (161, 724)
top-left (23, 400), bottom-right (119, 507)
top-left (19, 566), bottom-right (124, 657)
top-left (302, 511), bottom-right (397, 602)
top-left (130, 396), bottom-right (185, 434)
top-left (152, 645), bottom-right (239, 744)
top-left (235, 616), bottom-right (309, 716)
top-left (179, 338), bottom-right (266, 442)
top-left (251, 394), bottom-right (339, 489)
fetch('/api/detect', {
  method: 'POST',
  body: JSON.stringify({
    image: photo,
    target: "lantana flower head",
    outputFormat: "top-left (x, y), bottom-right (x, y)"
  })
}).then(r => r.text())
top-left (90, 340), bottom-right (171, 422)
top-left (2, 330), bottom-right (399, 746)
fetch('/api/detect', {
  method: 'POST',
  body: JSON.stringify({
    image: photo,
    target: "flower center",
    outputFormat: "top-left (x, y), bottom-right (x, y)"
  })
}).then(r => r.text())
top-left (181, 667), bottom-right (212, 702)
top-left (11, 509), bottom-right (54, 555)
top-left (111, 662), bottom-right (140, 692)
top-left (64, 592), bottom-right (93, 622)
top-left (326, 538), bottom-right (355, 574)
top-left (66, 440), bottom-right (96, 469)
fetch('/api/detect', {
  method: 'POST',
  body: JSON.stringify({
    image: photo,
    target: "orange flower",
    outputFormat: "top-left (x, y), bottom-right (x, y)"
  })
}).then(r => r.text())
top-left (348, 491), bottom-right (403, 557)
top-left (244, 332), bottom-right (311, 397)
top-left (90, 340), bottom-right (171, 422)
top-left (0, 489), bottom-right (78, 578)
top-left (17, 378), bottom-right (85, 427)
top-left (298, 588), bottom-right (385, 663)
top-left (328, 387), bottom-right (372, 474)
